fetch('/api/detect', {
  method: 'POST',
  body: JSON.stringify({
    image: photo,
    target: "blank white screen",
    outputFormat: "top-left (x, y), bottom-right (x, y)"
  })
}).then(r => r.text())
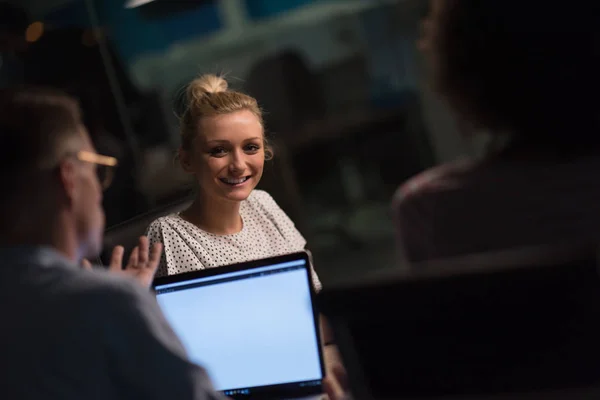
top-left (156, 268), bottom-right (322, 391)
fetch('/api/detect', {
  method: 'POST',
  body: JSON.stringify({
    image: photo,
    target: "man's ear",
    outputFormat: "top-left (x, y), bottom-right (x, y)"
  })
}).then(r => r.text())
top-left (179, 149), bottom-right (195, 174)
top-left (58, 159), bottom-right (78, 204)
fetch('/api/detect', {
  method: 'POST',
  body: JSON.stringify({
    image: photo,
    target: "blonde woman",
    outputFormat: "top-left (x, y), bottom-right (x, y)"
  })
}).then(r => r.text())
top-left (146, 74), bottom-right (320, 288)
top-left (146, 74), bottom-right (344, 397)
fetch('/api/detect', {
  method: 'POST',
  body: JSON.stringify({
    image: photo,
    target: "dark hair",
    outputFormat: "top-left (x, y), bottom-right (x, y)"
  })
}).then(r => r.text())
top-left (429, 1), bottom-right (600, 151)
top-left (0, 86), bottom-right (83, 194)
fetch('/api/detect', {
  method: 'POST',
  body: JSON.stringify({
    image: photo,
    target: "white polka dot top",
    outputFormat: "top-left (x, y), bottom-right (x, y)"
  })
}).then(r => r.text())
top-left (146, 190), bottom-right (322, 291)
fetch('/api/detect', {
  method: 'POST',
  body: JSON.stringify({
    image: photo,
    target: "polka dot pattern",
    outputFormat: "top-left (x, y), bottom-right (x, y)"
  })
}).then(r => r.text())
top-left (147, 190), bottom-right (322, 291)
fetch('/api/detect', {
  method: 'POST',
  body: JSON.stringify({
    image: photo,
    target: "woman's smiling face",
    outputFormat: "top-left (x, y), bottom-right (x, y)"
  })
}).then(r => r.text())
top-left (181, 109), bottom-right (265, 204)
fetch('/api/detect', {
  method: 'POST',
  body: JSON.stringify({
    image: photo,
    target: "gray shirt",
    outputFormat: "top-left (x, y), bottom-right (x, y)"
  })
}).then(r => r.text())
top-left (0, 246), bottom-right (224, 400)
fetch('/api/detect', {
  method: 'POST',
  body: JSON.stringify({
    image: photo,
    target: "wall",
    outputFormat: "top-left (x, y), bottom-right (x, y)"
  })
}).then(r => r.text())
top-left (24, 0), bottom-right (469, 164)
top-left (21, 0), bottom-right (74, 17)
top-left (129, 1), bottom-right (376, 91)
top-left (40, 0), bottom-right (221, 63)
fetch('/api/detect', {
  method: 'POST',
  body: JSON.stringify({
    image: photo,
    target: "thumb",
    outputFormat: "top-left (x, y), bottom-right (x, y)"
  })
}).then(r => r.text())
top-left (81, 258), bottom-right (93, 270)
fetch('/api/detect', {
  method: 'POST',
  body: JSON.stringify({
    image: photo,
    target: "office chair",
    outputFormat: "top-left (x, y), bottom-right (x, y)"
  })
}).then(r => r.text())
top-left (95, 194), bottom-right (194, 266)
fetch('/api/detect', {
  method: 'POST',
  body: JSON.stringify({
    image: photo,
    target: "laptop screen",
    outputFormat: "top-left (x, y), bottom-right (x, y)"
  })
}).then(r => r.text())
top-left (154, 256), bottom-right (323, 397)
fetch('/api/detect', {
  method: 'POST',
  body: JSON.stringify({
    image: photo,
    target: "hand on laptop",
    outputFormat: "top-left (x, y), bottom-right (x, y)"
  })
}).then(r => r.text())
top-left (323, 363), bottom-right (351, 400)
top-left (82, 236), bottom-right (163, 288)
top-left (323, 343), bottom-right (349, 400)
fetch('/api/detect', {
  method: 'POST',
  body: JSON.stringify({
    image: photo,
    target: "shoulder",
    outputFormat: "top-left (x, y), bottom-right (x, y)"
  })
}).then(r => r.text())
top-left (393, 158), bottom-right (477, 210)
top-left (244, 190), bottom-right (306, 246)
top-left (146, 214), bottom-right (186, 239)
top-left (61, 269), bottom-right (190, 360)
top-left (59, 268), bottom-right (154, 320)
top-left (390, 160), bottom-right (479, 263)
top-left (69, 268), bottom-right (146, 300)
top-left (147, 214), bottom-right (182, 231)
top-left (245, 189), bottom-right (295, 220)
top-left (246, 189), bottom-right (277, 208)
top-left (244, 190), bottom-right (284, 216)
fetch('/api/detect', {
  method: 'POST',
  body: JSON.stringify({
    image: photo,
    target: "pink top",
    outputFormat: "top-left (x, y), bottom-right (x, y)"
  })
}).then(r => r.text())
top-left (392, 154), bottom-right (600, 263)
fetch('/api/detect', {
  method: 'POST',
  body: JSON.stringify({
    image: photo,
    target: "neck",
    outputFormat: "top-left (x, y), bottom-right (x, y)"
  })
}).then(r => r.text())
top-left (184, 193), bottom-right (243, 235)
top-left (0, 211), bottom-right (80, 263)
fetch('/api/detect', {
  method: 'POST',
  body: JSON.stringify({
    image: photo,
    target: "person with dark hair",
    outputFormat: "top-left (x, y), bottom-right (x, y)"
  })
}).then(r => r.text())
top-left (0, 86), bottom-right (224, 399)
top-left (393, 0), bottom-right (600, 262)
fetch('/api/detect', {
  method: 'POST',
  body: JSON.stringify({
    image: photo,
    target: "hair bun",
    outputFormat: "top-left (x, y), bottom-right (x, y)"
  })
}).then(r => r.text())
top-left (187, 74), bottom-right (228, 105)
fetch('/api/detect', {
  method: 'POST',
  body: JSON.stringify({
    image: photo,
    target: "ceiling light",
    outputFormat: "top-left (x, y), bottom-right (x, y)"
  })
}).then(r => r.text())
top-left (125, 0), bottom-right (156, 8)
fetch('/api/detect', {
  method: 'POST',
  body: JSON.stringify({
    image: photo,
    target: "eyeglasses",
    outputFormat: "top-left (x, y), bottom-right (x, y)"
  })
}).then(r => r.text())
top-left (75, 150), bottom-right (118, 190)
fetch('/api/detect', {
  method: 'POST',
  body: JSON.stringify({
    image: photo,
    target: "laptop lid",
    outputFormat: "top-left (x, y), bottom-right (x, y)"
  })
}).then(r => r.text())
top-left (153, 252), bottom-right (324, 399)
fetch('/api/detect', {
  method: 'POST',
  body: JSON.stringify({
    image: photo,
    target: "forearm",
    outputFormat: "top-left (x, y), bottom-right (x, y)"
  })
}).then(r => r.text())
top-left (320, 314), bottom-right (346, 399)
top-left (320, 314), bottom-right (335, 345)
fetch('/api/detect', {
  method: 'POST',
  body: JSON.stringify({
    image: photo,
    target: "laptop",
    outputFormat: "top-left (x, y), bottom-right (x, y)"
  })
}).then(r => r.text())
top-left (153, 252), bottom-right (325, 400)
top-left (318, 243), bottom-right (600, 400)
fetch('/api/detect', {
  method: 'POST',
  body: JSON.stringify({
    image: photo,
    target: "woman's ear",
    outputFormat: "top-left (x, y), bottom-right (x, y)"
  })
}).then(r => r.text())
top-left (264, 138), bottom-right (274, 161)
top-left (178, 149), bottom-right (194, 174)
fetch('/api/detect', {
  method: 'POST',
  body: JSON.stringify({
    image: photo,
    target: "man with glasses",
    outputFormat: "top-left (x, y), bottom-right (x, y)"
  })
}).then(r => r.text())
top-left (0, 86), bottom-right (224, 399)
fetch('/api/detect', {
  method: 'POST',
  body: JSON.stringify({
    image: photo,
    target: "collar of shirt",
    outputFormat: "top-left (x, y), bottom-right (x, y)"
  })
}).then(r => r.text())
top-left (0, 245), bottom-right (76, 269)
